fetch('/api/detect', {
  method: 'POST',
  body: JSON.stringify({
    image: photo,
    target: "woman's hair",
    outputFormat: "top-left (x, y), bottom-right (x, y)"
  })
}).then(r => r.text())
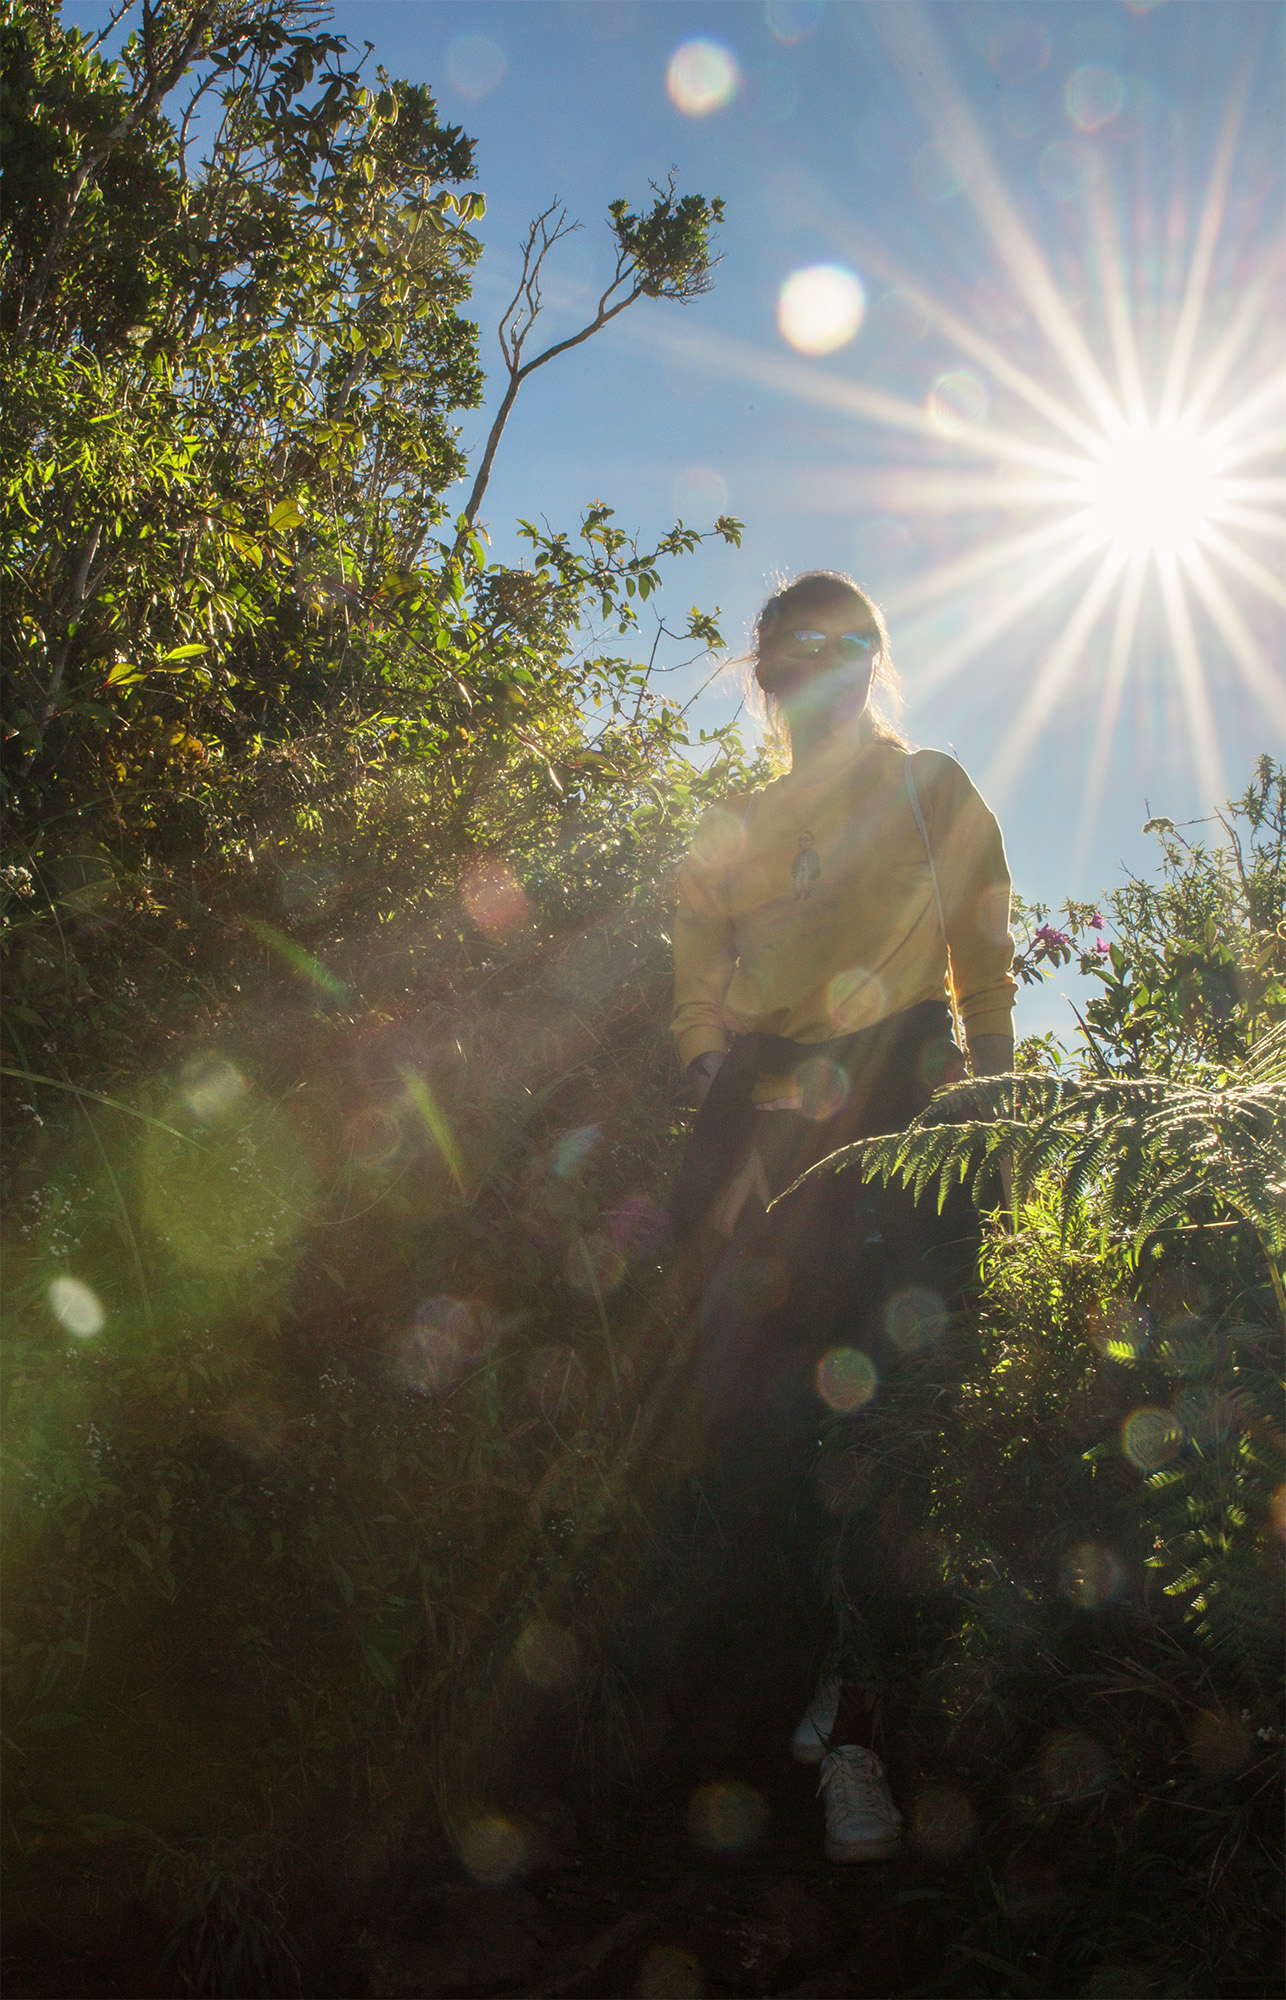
top-left (752, 569), bottom-right (907, 748)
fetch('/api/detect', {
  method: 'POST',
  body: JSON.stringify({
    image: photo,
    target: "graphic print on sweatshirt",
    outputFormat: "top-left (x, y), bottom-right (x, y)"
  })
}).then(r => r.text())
top-left (792, 831), bottom-right (821, 900)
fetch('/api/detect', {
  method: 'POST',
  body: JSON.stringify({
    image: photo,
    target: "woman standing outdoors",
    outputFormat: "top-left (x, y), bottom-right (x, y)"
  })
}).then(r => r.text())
top-left (669, 570), bottom-right (1016, 1863)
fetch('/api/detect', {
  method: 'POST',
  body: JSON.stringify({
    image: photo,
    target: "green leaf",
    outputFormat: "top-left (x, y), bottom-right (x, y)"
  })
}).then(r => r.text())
top-left (361, 1634), bottom-right (397, 1689)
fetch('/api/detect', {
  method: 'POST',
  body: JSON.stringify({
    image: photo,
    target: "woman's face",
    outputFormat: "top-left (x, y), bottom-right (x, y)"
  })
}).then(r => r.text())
top-left (760, 592), bottom-right (881, 730)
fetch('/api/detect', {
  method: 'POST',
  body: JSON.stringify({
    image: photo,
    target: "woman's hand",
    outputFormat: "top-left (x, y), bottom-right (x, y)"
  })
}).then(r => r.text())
top-left (688, 1050), bottom-right (726, 1106)
top-left (966, 1034), bottom-right (1013, 1078)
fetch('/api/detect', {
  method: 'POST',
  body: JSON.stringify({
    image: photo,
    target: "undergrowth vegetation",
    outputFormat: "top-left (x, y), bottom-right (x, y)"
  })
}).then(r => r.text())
top-left (2, 5), bottom-right (1282, 1996)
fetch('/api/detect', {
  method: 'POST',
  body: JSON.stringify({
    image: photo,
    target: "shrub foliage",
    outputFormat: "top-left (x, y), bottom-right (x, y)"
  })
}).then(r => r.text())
top-left (1, 6), bottom-right (1281, 1997)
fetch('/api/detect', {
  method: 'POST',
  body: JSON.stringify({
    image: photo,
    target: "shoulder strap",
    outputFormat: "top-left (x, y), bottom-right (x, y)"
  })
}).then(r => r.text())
top-left (905, 753), bottom-right (967, 1058)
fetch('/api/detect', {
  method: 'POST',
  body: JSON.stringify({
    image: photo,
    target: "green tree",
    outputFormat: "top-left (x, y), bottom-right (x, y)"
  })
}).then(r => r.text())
top-left (2, 0), bottom-right (485, 808)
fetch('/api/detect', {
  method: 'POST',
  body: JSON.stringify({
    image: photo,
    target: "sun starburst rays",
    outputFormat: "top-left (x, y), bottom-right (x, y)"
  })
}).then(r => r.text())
top-left (636, 6), bottom-right (1281, 818)
top-left (838, 4), bottom-right (1281, 812)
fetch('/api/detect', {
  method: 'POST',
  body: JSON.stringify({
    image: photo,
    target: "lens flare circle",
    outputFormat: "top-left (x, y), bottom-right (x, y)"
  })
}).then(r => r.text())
top-left (1065, 64), bottom-right (1125, 133)
top-left (886, 1286), bottom-right (948, 1354)
top-left (816, 1346), bottom-right (878, 1412)
top-left (1122, 1406), bottom-right (1183, 1470)
top-left (687, 1780), bottom-right (768, 1851)
top-left (670, 465), bottom-right (730, 519)
top-left (668, 38), bottom-right (740, 117)
top-left (49, 1275), bottom-right (105, 1338)
top-left (912, 1784), bottom-right (976, 1858)
top-left (459, 1815), bottom-right (528, 1885)
top-left (447, 33), bottom-right (506, 101)
top-left (765, 0), bottom-right (823, 43)
top-left (929, 368), bottom-right (989, 436)
top-left (778, 264), bottom-right (866, 356)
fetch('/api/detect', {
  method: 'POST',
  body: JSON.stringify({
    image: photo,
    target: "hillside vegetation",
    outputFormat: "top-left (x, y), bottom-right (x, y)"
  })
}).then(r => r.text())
top-left (2, 7), bottom-right (1282, 1996)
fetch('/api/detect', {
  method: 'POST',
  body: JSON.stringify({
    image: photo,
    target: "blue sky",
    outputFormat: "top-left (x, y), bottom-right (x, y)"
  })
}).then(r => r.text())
top-left (72, 0), bottom-right (1285, 1039)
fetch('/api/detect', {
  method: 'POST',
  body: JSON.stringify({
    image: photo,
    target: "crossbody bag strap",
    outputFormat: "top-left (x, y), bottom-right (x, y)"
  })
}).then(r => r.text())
top-left (904, 751), bottom-right (968, 1061)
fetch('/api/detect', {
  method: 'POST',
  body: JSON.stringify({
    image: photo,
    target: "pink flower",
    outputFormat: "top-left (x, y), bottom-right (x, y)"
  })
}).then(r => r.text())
top-left (1088, 911), bottom-right (1104, 930)
top-left (1095, 938), bottom-right (1110, 955)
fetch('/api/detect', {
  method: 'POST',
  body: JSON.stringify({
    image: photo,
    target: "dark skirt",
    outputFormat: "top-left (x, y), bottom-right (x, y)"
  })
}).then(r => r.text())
top-left (671, 1002), bottom-right (981, 1681)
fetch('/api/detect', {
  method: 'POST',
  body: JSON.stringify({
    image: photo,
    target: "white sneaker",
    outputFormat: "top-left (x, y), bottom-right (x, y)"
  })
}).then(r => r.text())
top-left (790, 1678), bottom-right (839, 1764)
top-left (819, 1745), bottom-right (902, 1862)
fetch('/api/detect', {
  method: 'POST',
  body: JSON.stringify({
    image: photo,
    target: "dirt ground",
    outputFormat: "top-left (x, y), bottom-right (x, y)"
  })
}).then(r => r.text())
top-left (352, 1721), bottom-right (953, 2000)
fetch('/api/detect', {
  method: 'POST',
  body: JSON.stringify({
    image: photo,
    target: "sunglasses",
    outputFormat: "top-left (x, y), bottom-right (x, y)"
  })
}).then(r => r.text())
top-left (777, 627), bottom-right (879, 662)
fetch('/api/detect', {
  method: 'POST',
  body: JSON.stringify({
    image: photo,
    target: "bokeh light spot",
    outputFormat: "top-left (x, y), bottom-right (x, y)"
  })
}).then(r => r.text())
top-left (180, 1055), bottom-right (246, 1123)
top-left (1173, 1384), bottom-right (1236, 1448)
top-left (976, 883), bottom-right (1014, 948)
top-left (1066, 64), bottom-right (1125, 133)
top-left (279, 862), bottom-right (335, 913)
top-left (765, 0), bottom-right (823, 43)
top-left (1001, 91), bottom-right (1040, 141)
top-left (459, 1815), bottom-right (528, 1885)
top-left (347, 1106), bottom-right (402, 1171)
top-left (1158, 1318), bottom-right (1216, 1377)
top-left (526, 1344), bottom-right (589, 1422)
top-left (687, 1781), bottom-right (768, 1852)
top-left (814, 1447), bottom-right (875, 1516)
top-left (667, 39), bottom-right (740, 117)
top-left (516, 1618), bottom-right (581, 1691)
top-left (912, 1784), bottom-right (976, 1858)
top-left (609, 1192), bottom-right (668, 1259)
top-left (396, 1296), bottom-right (479, 1394)
top-left (49, 1275), bottom-right (104, 1339)
top-left (796, 1056), bottom-right (849, 1122)
top-left (816, 1346), bottom-right (878, 1413)
top-left (973, 276), bottom-right (1026, 334)
top-left (635, 1943), bottom-right (705, 1998)
top-left (898, 1532), bottom-right (948, 1593)
top-left (777, 264), bottom-right (865, 356)
top-left (886, 1286), bottom-right (948, 1355)
top-left (826, 965), bottom-right (885, 1032)
top-left (691, 805), bottom-right (748, 871)
top-left (447, 33), bottom-right (506, 101)
top-left (222, 1396), bottom-right (285, 1460)
top-left (1122, 1407), bottom-right (1183, 1470)
top-left (1087, 1298), bottom-right (1152, 1361)
top-left (462, 857), bottom-right (530, 940)
top-left (918, 1035), bottom-right (963, 1091)
top-left (1189, 1709), bottom-right (1252, 1777)
top-left (1041, 1731), bottom-right (1112, 1800)
top-left (551, 1125), bottom-right (599, 1182)
top-left (669, 466), bottom-right (730, 520)
top-left (912, 140), bottom-right (974, 203)
top-left (929, 368), bottom-right (989, 436)
top-left (1060, 1542), bottom-right (1124, 1609)
top-left (1040, 139), bottom-right (1096, 200)
top-left (567, 1230), bottom-right (626, 1295)
top-left (869, 288), bottom-right (930, 345)
top-left (855, 516), bottom-right (915, 574)
top-left (143, 1092), bottom-right (311, 1273)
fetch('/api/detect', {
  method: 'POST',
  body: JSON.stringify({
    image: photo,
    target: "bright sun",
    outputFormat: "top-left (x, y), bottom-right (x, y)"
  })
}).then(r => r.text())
top-left (1075, 424), bottom-right (1224, 559)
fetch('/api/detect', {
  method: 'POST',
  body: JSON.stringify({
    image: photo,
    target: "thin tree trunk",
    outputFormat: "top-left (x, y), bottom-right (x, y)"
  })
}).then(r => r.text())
top-left (36, 522), bottom-right (103, 746)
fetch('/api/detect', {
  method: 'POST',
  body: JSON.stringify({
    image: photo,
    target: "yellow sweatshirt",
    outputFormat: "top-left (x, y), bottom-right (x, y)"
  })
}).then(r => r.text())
top-left (671, 736), bottom-right (1016, 1085)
